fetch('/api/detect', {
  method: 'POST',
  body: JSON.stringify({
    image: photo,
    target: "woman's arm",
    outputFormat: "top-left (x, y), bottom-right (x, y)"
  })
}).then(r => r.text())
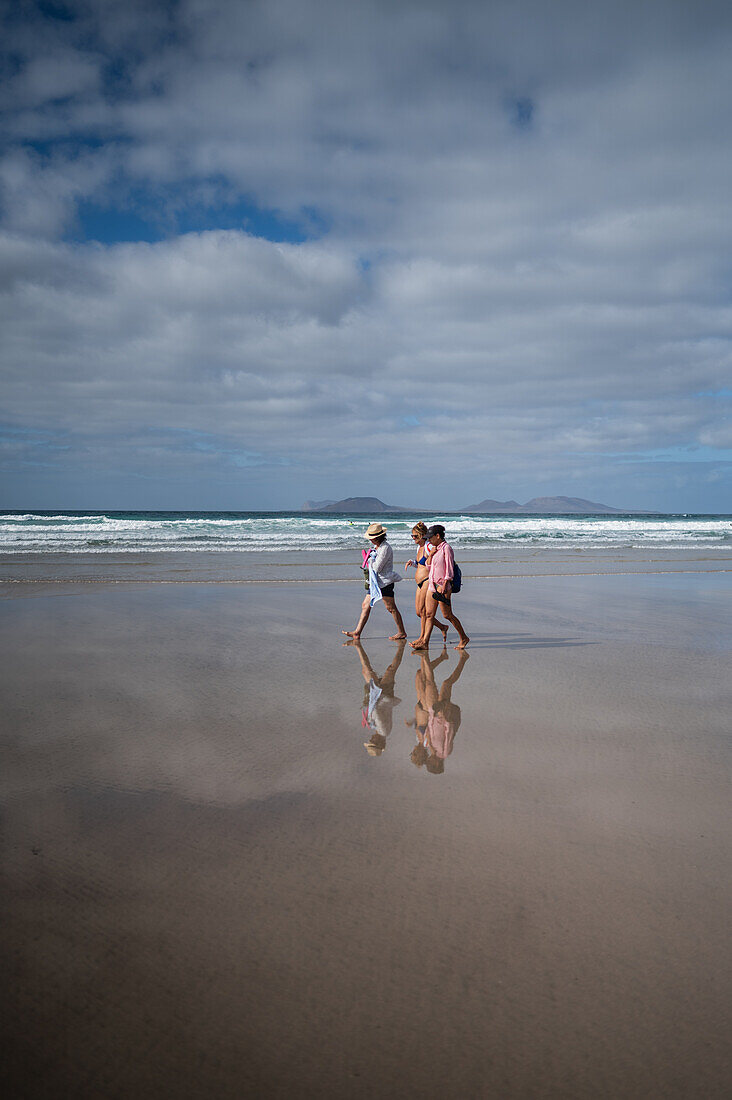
top-left (438, 545), bottom-right (455, 594)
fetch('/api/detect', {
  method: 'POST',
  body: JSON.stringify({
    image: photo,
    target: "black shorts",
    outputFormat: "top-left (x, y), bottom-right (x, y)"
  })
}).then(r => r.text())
top-left (380, 583), bottom-right (395, 598)
top-left (432, 589), bottom-right (451, 605)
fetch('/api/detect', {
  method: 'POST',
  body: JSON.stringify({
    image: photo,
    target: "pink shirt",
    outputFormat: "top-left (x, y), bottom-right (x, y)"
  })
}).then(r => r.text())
top-left (428, 541), bottom-right (455, 588)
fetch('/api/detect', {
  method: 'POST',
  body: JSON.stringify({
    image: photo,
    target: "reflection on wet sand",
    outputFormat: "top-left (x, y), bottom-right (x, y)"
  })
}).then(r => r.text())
top-left (347, 639), bottom-right (406, 755)
top-left (347, 639), bottom-right (470, 771)
top-left (407, 648), bottom-right (469, 774)
top-left (2, 578), bottom-right (730, 1098)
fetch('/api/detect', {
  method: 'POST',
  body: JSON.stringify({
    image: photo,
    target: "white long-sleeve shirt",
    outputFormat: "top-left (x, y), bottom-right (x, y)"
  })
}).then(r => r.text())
top-left (369, 541), bottom-right (401, 587)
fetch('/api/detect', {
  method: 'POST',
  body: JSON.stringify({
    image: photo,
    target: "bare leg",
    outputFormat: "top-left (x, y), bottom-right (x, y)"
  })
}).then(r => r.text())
top-left (411, 589), bottom-right (439, 649)
top-left (419, 651), bottom-right (440, 710)
top-left (348, 638), bottom-right (405, 688)
top-left (342, 594), bottom-right (372, 640)
top-left (442, 604), bottom-right (469, 648)
top-left (349, 638), bottom-right (378, 682)
top-left (415, 591), bottom-right (469, 649)
top-left (438, 649), bottom-right (470, 701)
top-left (414, 584), bottom-right (447, 645)
top-left (382, 595), bottom-right (407, 640)
top-left (379, 639), bottom-right (406, 689)
top-left (429, 649), bottom-right (450, 671)
top-left (414, 583), bottom-right (428, 645)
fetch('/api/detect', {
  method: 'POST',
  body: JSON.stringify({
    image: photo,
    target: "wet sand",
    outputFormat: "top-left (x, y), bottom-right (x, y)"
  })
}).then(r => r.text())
top-left (1, 544), bottom-right (731, 587)
top-left (1, 566), bottom-right (731, 1097)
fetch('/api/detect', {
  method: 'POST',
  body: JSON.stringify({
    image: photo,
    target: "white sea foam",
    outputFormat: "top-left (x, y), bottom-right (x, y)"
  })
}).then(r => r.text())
top-left (0, 511), bottom-right (730, 554)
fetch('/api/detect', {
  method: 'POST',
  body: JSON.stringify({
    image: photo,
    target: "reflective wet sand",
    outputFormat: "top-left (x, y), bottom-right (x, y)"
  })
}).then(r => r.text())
top-left (1, 571), bottom-right (730, 1097)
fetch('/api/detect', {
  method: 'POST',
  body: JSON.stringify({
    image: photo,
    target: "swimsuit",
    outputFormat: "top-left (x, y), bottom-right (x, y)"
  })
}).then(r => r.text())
top-left (415, 546), bottom-right (428, 587)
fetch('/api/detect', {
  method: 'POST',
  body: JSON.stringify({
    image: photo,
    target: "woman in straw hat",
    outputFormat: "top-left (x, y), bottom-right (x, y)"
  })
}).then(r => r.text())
top-left (342, 522), bottom-right (407, 641)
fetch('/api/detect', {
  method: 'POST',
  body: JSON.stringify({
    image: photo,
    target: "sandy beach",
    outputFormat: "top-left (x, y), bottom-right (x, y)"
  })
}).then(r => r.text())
top-left (1, 554), bottom-right (730, 1097)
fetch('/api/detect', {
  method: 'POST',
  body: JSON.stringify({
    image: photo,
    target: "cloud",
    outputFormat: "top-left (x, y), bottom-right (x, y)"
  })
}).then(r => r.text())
top-left (0, 0), bottom-right (731, 509)
top-left (1, 228), bottom-right (727, 498)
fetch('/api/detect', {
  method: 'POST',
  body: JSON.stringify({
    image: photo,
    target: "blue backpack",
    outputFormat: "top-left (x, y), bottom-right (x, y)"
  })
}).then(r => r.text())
top-left (452, 562), bottom-right (462, 594)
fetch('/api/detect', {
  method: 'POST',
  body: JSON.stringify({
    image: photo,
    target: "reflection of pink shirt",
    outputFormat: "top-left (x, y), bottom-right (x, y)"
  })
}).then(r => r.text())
top-left (428, 542), bottom-right (455, 588)
top-left (427, 708), bottom-right (455, 758)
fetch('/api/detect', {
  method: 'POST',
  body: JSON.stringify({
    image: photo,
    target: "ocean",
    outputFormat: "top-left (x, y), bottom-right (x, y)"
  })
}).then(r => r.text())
top-left (1, 510), bottom-right (730, 554)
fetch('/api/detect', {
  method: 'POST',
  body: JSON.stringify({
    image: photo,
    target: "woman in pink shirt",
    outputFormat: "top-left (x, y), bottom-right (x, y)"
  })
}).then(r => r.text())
top-left (411, 525), bottom-right (469, 650)
top-left (404, 521), bottom-right (449, 646)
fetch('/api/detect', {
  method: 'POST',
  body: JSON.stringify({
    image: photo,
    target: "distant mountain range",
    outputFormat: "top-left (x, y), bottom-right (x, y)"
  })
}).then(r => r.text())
top-left (462, 495), bottom-right (633, 514)
top-left (302, 499), bottom-right (338, 510)
top-left (301, 496), bottom-right (406, 513)
top-left (302, 495), bottom-right (642, 514)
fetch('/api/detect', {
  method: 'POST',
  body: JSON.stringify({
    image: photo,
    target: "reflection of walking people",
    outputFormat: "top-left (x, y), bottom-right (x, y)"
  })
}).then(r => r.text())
top-left (405, 646), bottom-right (448, 768)
top-left (343, 523), bottom-right (407, 641)
top-left (404, 521), bottom-right (449, 646)
top-left (348, 638), bottom-right (406, 756)
top-left (411, 524), bottom-right (469, 650)
top-left (413, 649), bottom-right (469, 773)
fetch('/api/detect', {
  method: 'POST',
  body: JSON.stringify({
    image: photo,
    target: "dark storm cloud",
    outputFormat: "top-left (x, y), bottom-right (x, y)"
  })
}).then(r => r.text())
top-left (1, 0), bottom-right (731, 508)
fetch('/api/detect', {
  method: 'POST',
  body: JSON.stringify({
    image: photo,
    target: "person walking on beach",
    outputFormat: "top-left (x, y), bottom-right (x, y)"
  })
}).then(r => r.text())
top-left (404, 521), bottom-right (449, 646)
top-left (342, 522), bottom-right (407, 641)
top-left (411, 524), bottom-right (469, 650)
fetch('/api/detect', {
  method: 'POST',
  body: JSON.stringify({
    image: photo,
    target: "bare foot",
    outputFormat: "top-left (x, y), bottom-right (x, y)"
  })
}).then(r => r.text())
top-left (342, 630), bottom-right (360, 638)
top-left (437, 621), bottom-right (449, 637)
top-left (389, 633), bottom-right (407, 640)
top-left (454, 637), bottom-right (470, 649)
top-left (411, 642), bottom-right (428, 650)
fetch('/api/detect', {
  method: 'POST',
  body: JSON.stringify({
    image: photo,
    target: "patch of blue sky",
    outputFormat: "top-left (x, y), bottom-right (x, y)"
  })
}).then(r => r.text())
top-left (71, 188), bottom-right (329, 245)
top-left (357, 246), bottom-right (399, 273)
top-left (27, 137), bottom-right (109, 158)
top-left (696, 388), bottom-right (732, 398)
top-left (504, 94), bottom-right (535, 130)
top-left (73, 203), bottom-right (160, 245)
top-left (1, 424), bottom-right (43, 437)
top-left (36, 1), bottom-right (77, 22)
top-left (0, 428), bottom-right (70, 470)
top-left (591, 445), bottom-right (732, 463)
top-left (0, 423), bottom-right (68, 447)
top-left (190, 433), bottom-right (289, 468)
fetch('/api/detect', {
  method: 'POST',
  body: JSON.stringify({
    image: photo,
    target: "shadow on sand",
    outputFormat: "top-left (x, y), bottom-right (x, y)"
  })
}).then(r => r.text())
top-left (459, 631), bottom-right (596, 649)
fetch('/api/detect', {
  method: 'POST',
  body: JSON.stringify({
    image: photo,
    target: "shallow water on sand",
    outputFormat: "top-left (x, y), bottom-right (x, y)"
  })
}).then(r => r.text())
top-left (1, 574), bottom-right (730, 1097)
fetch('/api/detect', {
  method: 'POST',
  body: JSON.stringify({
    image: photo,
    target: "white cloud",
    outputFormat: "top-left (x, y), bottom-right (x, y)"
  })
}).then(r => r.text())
top-left (0, 0), bottom-right (731, 509)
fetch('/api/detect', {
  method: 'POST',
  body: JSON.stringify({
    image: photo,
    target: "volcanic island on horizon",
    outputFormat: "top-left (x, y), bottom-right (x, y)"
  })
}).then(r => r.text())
top-left (301, 495), bottom-right (653, 514)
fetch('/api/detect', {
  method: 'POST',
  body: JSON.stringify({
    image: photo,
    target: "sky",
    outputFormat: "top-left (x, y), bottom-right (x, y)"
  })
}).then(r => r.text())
top-left (1, 0), bottom-right (731, 513)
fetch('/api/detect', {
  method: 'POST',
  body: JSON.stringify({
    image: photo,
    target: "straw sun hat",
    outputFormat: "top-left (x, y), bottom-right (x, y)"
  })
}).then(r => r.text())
top-left (364, 522), bottom-right (387, 540)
